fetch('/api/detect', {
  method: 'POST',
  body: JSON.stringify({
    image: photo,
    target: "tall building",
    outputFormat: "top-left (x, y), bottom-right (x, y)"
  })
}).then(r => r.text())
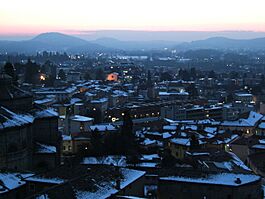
top-left (0, 72), bottom-right (61, 170)
top-left (0, 73), bottom-right (33, 112)
top-left (147, 70), bottom-right (156, 99)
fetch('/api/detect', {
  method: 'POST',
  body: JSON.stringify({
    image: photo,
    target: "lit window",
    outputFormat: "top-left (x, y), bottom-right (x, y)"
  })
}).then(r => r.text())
top-left (80, 123), bottom-right (85, 132)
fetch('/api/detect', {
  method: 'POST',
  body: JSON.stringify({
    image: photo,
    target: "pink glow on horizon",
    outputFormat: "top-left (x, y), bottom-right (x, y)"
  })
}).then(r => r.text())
top-left (1, 0), bottom-right (265, 37)
top-left (2, 25), bottom-right (265, 37)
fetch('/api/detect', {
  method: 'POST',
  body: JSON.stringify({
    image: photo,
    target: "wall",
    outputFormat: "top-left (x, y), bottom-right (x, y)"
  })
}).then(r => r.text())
top-left (0, 125), bottom-right (32, 170)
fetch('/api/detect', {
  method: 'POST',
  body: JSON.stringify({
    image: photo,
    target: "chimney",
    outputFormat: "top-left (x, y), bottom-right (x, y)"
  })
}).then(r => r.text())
top-left (115, 178), bottom-right (121, 190)
top-left (235, 178), bottom-right (241, 184)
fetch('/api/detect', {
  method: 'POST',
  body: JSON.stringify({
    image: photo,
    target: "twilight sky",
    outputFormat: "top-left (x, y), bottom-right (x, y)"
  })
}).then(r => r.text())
top-left (1, 0), bottom-right (265, 39)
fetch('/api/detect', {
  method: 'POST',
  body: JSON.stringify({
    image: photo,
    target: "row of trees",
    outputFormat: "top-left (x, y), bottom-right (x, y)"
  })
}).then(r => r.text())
top-left (4, 62), bottom-right (18, 85)
top-left (88, 111), bottom-right (139, 158)
top-left (4, 59), bottom-right (55, 85)
top-left (3, 61), bottom-right (107, 87)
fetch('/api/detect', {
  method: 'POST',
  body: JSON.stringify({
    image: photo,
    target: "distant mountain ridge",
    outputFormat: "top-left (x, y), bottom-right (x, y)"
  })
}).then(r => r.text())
top-left (175, 37), bottom-right (265, 50)
top-left (1, 32), bottom-right (265, 54)
top-left (0, 32), bottom-right (107, 54)
top-left (93, 37), bottom-right (180, 50)
top-left (32, 32), bottom-right (88, 47)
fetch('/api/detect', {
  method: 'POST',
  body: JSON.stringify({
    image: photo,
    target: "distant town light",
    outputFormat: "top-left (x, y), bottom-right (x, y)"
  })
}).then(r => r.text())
top-left (40, 74), bottom-right (46, 81)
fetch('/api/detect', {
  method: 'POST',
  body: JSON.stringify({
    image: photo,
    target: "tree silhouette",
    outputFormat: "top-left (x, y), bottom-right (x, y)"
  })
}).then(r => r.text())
top-left (41, 60), bottom-right (57, 86)
top-left (121, 110), bottom-right (133, 137)
top-left (90, 128), bottom-right (103, 155)
top-left (186, 83), bottom-right (198, 98)
top-left (4, 62), bottom-right (18, 85)
top-left (24, 59), bottom-right (40, 84)
top-left (162, 148), bottom-right (176, 167)
top-left (160, 71), bottom-right (173, 81)
top-left (84, 72), bottom-right (91, 80)
top-left (179, 69), bottom-right (190, 81)
top-left (208, 70), bottom-right (216, 78)
top-left (190, 134), bottom-right (200, 150)
top-left (95, 68), bottom-right (105, 80)
top-left (226, 93), bottom-right (234, 103)
top-left (120, 110), bottom-right (138, 156)
top-left (104, 133), bottom-right (123, 155)
top-left (58, 69), bottom-right (66, 81)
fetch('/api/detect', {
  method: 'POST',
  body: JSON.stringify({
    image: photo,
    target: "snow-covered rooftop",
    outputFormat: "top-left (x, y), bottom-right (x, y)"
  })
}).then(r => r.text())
top-left (82, 156), bottom-right (126, 167)
top-left (222, 111), bottom-right (263, 127)
top-left (0, 106), bottom-right (34, 130)
top-left (70, 98), bottom-right (82, 104)
top-left (75, 168), bottom-right (145, 199)
top-left (0, 172), bottom-right (34, 194)
top-left (162, 132), bottom-right (173, 139)
top-left (34, 108), bottom-right (58, 119)
top-left (62, 134), bottom-right (71, 141)
top-left (160, 173), bottom-right (260, 186)
top-left (35, 143), bottom-right (57, 154)
top-left (159, 91), bottom-right (189, 96)
top-left (141, 138), bottom-right (157, 146)
top-left (235, 93), bottom-right (253, 97)
top-left (70, 115), bottom-right (94, 122)
top-left (112, 90), bottom-right (128, 97)
top-left (90, 124), bottom-right (116, 132)
top-left (25, 176), bottom-right (64, 184)
top-left (251, 144), bottom-right (265, 150)
top-left (34, 97), bottom-right (55, 105)
top-left (258, 122), bottom-right (265, 129)
top-left (170, 138), bottom-right (190, 146)
top-left (204, 127), bottom-right (217, 134)
top-left (90, 98), bottom-right (108, 104)
top-left (163, 125), bottom-right (177, 131)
